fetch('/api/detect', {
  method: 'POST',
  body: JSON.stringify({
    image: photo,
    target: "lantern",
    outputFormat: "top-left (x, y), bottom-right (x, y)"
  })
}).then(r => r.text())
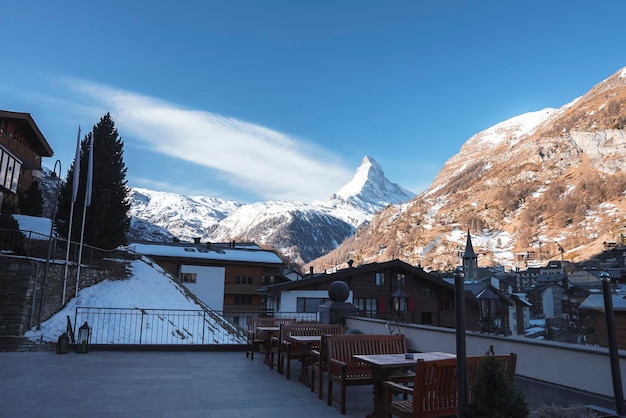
top-left (76, 322), bottom-right (91, 353)
top-left (476, 287), bottom-right (500, 333)
top-left (391, 289), bottom-right (408, 314)
top-left (56, 332), bottom-right (69, 354)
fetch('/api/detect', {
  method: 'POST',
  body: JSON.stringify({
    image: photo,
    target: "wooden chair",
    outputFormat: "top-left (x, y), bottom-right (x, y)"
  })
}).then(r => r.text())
top-left (245, 317), bottom-right (296, 360)
top-left (383, 353), bottom-right (517, 417)
top-left (326, 334), bottom-right (415, 415)
top-left (309, 334), bottom-right (331, 399)
top-left (279, 324), bottom-right (344, 379)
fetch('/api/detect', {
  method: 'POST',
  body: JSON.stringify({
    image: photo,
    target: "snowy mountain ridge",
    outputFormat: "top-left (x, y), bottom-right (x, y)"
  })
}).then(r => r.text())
top-left (128, 155), bottom-right (416, 264)
top-left (309, 66), bottom-right (626, 272)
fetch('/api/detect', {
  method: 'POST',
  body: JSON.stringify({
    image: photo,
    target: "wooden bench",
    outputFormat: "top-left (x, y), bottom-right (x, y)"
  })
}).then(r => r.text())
top-left (277, 323), bottom-right (344, 379)
top-left (383, 353), bottom-right (517, 417)
top-left (325, 333), bottom-right (414, 415)
top-left (245, 317), bottom-right (296, 360)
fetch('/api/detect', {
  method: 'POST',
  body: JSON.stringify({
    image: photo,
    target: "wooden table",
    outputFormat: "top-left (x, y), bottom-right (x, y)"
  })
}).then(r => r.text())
top-left (288, 335), bottom-right (321, 386)
top-left (257, 326), bottom-right (280, 366)
top-left (353, 352), bottom-right (456, 418)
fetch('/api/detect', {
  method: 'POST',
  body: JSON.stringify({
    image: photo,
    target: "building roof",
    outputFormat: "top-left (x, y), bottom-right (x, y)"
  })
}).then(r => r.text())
top-left (463, 230), bottom-right (477, 259)
top-left (128, 242), bottom-right (284, 265)
top-left (0, 110), bottom-right (53, 157)
top-left (258, 258), bottom-right (453, 294)
top-left (509, 293), bottom-right (533, 307)
top-left (579, 292), bottom-right (626, 312)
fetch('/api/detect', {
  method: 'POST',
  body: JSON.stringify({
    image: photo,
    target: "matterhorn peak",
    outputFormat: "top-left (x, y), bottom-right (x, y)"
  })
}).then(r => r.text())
top-left (333, 155), bottom-right (415, 212)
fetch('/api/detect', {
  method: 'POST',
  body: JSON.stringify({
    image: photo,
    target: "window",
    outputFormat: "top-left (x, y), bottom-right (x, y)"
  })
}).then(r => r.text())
top-left (235, 275), bottom-right (253, 284)
top-left (421, 312), bottom-right (433, 325)
top-left (354, 297), bottom-right (378, 317)
top-left (296, 297), bottom-right (328, 313)
top-left (396, 273), bottom-right (406, 287)
top-left (422, 287), bottom-right (432, 297)
top-left (441, 294), bottom-right (454, 311)
top-left (183, 248), bottom-right (196, 252)
top-left (376, 272), bottom-right (385, 286)
top-left (234, 295), bottom-right (253, 305)
top-left (180, 273), bottom-right (197, 283)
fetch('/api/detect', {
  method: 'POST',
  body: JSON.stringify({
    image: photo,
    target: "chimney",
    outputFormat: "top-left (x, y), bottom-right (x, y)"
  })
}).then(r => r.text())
top-left (347, 259), bottom-right (354, 268)
top-left (193, 237), bottom-right (201, 244)
top-left (309, 266), bottom-right (314, 276)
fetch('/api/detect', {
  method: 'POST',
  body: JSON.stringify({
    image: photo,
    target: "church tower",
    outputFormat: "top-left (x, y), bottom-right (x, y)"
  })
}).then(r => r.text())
top-left (462, 230), bottom-right (478, 281)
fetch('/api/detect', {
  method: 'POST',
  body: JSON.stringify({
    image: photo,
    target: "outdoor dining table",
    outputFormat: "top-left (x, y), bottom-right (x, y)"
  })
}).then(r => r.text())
top-left (288, 335), bottom-right (321, 386)
top-left (257, 326), bottom-right (280, 366)
top-left (353, 351), bottom-right (456, 418)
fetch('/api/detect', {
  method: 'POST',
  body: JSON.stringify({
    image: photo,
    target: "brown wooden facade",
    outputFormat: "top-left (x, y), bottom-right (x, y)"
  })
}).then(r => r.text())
top-left (0, 110), bottom-right (53, 208)
top-left (259, 259), bottom-right (481, 329)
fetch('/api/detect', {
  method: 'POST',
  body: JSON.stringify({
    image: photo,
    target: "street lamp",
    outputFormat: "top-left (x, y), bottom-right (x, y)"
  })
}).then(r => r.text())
top-left (477, 287), bottom-right (500, 333)
top-left (454, 266), bottom-right (467, 416)
top-left (391, 289), bottom-right (408, 317)
top-left (600, 272), bottom-right (625, 416)
top-left (36, 160), bottom-right (62, 330)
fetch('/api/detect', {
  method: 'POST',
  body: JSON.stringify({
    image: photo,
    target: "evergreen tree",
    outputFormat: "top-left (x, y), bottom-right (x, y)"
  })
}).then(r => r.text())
top-left (465, 345), bottom-right (529, 418)
top-left (56, 113), bottom-right (130, 249)
top-left (0, 210), bottom-right (26, 254)
top-left (19, 179), bottom-right (43, 216)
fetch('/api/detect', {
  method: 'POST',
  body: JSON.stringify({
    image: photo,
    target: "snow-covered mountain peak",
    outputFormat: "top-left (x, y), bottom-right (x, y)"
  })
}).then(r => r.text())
top-left (332, 155), bottom-right (415, 212)
top-left (466, 108), bottom-right (557, 148)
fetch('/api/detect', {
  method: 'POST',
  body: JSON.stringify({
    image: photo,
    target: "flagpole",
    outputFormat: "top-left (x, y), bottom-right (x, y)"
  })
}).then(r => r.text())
top-left (75, 195), bottom-right (88, 297)
top-left (75, 132), bottom-right (93, 297)
top-left (62, 125), bottom-right (81, 304)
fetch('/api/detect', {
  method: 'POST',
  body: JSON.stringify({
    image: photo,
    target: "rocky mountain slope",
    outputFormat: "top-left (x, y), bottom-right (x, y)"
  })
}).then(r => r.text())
top-left (308, 67), bottom-right (626, 273)
top-left (128, 155), bottom-right (415, 264)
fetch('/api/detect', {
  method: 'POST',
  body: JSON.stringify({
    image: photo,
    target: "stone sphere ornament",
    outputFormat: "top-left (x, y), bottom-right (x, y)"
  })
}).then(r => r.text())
top-left (328, 280), bottom-right (350, 302)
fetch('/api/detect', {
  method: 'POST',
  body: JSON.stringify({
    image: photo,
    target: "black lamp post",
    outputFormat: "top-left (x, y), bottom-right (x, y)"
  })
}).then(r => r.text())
top-left (36, 160), bottom-right (62, 330)
top-left (454, 267), bottom-right (467, 416)
top-left (600, 272), bottom-right (625, 416)
top-left (76, 322), bottom-right (91, 353)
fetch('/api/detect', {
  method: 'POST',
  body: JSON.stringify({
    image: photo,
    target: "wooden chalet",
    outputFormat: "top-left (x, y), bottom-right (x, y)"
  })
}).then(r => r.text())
top-left (257, 259), bottom-right (481, 329)
top-left (579, 292), bottom-right (626, 349)
top-left (0, 110), bottom-right (53, 208)
top-left (129, 241), bottom-right (287, 326)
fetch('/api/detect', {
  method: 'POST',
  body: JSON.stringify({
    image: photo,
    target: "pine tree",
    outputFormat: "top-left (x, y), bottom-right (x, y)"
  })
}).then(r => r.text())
top-left (56, 113), bottom-right (130, 249)
top-left (19, 179), bottom-right (43, 216)
top-left (465, 345), bottom-right (529, 418)
top-left (0, 210), bottom-right (26, 254)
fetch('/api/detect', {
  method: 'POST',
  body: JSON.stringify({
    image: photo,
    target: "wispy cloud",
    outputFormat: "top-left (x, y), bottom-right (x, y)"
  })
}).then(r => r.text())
top-left (61, 78), bottom-right (353, 202)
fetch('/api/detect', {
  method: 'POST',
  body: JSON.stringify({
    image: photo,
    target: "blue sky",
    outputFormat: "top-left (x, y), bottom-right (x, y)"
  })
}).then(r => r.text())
top-left (2, 1), bottom-right (625, 203)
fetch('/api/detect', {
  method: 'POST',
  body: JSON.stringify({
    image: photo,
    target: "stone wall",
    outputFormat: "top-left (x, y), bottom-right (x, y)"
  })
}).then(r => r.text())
top-left (0, 256), bottom-right (128, 350)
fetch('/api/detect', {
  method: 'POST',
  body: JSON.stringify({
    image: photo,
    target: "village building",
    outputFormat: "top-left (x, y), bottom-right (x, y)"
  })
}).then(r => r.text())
top-left (257, 258), bottom-right (482, 329)
top-left (579, 291), bottom-right (626, 349)
top-left (128, 241), bottom-right (287, 328)
top-left (0, 110), bottom-right (53, 209)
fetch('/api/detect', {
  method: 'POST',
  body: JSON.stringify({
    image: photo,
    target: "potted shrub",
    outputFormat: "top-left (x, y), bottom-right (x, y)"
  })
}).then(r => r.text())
top-left (465, 345), bottom-right (529, 418)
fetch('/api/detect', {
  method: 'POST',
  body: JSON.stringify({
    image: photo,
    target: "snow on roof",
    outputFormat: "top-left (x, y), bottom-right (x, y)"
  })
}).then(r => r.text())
top-left (128, 242), bottom-right (284, 264)
top-left (579, 293), bottom-right (626, 312)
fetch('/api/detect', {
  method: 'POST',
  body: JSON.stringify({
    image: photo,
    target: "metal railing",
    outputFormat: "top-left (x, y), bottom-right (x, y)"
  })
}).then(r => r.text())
top-left (74, 307), bottom-right (319, 346)
top-left (0, 229), bottom-right (136, 265)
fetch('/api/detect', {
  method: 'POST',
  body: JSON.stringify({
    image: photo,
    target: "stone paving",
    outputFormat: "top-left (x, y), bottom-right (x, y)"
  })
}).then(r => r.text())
top-left (0, 350), bottom-right (374, 418)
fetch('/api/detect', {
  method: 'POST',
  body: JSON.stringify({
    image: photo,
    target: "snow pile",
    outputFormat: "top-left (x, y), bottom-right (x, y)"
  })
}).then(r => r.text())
top-left (26, 257), bottom-right (245, 344)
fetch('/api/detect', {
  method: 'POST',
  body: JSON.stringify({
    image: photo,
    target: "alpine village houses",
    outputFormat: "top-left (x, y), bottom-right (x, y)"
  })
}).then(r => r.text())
top-left (0, 110), bottom-right (53, 209)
